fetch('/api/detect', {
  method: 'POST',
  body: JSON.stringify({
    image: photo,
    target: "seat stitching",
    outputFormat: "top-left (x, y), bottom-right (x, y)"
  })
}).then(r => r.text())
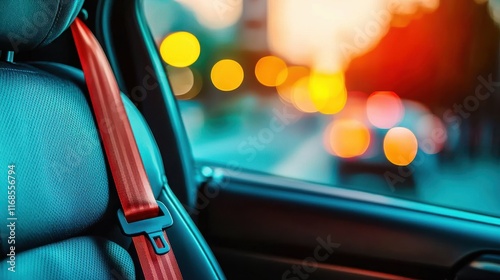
top-left (34, 0), bottom-right (62, 49)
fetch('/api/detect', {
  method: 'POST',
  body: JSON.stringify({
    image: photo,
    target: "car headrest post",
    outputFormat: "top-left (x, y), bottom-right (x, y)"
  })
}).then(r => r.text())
top-left (0, 51), bottom-right (14, 62)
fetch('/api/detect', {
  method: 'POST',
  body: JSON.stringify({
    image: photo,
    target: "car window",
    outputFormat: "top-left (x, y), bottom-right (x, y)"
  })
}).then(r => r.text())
top-left (143, 0), bottom-right (500, 217)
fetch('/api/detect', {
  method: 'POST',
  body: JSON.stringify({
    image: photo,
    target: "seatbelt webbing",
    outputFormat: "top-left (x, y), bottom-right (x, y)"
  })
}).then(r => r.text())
top-left (71, 18), bottom-right (182, 280)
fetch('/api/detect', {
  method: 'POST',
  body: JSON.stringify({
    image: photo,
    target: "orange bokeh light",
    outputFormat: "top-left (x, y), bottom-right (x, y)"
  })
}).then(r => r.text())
top-left (255, 56), bottom-right (288, 87)
top-left (327, 119), bottom-right (371, 158)
top-left (383, 127), bottom-right (418, 166)
top-left (211, 59), bottom-right (244, 91)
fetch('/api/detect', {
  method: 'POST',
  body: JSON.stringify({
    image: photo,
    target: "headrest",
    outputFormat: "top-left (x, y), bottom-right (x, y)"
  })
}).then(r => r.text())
top-left (0, 0), bottom-right (84, 52)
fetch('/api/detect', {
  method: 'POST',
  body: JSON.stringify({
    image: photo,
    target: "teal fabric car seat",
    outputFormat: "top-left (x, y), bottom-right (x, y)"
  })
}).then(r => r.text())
top-left (0, 1), bottom-right (224, 279)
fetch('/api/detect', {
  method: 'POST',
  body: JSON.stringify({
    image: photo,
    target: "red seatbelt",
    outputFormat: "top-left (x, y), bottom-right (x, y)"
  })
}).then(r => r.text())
top-left (70, 18), bottom-right (183, 280)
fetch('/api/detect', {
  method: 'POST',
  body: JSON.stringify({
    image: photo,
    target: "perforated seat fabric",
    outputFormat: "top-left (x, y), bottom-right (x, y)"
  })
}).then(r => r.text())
top-left (0, 61), bottom-right (112, 251)
top-left (0, 236), bottom-right (135, 279)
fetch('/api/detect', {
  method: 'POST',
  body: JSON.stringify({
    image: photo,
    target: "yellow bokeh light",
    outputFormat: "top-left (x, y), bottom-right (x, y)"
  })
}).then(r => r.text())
top-left (317, 89), bottom-right (347, 114)
top-left (276, 66), bottom-right (310, 103)
top-left (255, 56), bottom-right (288, 87)
top-left (383, 127), bottom-right (418, 166)
top-left (291, 77), bottom-right (317, 113)
top-left (309, 71), bottom-right (347, 114)
top-left (160, 32), bottom-right (200, 67)
top-left (211, 59), bottom-right (244, 91)
top-left (327, 119), bottom-right (371, 158)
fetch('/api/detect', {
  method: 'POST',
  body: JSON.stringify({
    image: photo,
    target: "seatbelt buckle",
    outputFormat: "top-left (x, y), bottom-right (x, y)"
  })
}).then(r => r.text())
top-left (117, 201), bottom-right (173, 255)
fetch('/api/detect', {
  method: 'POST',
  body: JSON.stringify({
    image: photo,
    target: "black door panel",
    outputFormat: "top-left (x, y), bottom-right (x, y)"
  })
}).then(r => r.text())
top-left (198, 167), bottom-right (500, 279)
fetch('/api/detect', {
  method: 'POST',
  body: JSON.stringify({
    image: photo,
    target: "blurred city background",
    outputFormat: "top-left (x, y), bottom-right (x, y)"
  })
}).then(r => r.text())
top-left (144, 0), bottom-right (500, 217)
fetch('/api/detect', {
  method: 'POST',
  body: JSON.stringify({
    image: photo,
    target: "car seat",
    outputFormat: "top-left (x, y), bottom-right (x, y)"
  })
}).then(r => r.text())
top-left (0, 0), bottom-right (224, 279)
